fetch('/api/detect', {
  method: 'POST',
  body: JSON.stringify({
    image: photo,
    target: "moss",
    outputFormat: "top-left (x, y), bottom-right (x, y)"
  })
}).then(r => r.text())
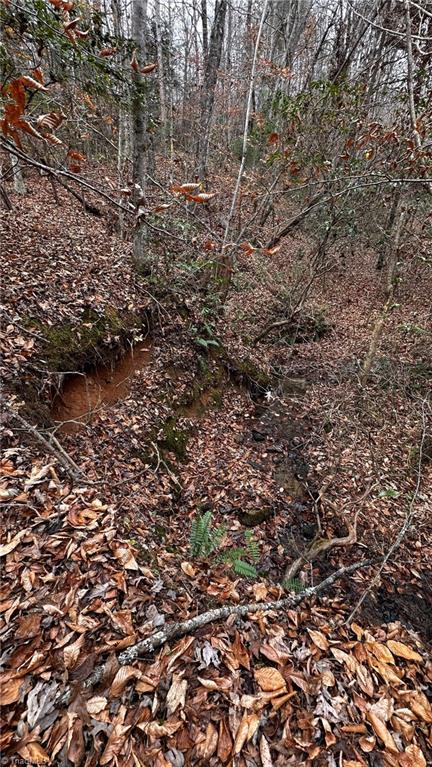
top-left (154, 525), bottom-right (167, 541)
top-left (159, 417), bottom-right (189, 460)
top-left (239, 508), bottom-right (274, 527)
top-left (31, 308), bottom-right (143, 372)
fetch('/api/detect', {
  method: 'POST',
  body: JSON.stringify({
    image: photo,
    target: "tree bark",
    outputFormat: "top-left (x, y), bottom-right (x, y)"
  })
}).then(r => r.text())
top-left (131, 0), bottom-right (153, 273)
top-left (197, 0), bottom-right (227, 179)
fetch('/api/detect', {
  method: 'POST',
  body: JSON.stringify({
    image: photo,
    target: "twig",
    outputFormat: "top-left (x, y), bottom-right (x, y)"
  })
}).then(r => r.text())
top-left (8, 411), bottom-right (87, 483)
top-left (284, 483), bottom-right (374, 581)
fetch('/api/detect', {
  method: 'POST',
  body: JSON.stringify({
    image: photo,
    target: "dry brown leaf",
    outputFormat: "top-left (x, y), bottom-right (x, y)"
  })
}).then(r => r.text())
top-left (232, 631), bottom-right (250, 670)
top-left (366, 710), bottom-right (398, 752)
top-left (15, 613), bottom-right (41, 638)
top-left (109, 666), bottom-right (141, 697)
top-left (195, 722), bottom-right (218, 760)
top-left (392, 715), bottom-right (415, 741)
top-left (407, 692), bottom-right (432, 723)
top-left (234, 712), bottom-right (260, 754)
top-left (166, 672), bottom-right (187, 716)
top-left (0, 529), bottom-right (27, 556)
top-left (166, 635), bottom-right (195, 671)
top-left (0, 676), bottom-right (23, 705)
top-left (365, 641), bottom-right (395, 664)
top-left (271, 691), bottom-right (296, 711)
top-left (86, 696), bottom-right (107, 715)
top-left (368, 658), bottom-right (402, 685)
top-left (197, 676), bottom-right (232, 691)
top-left (260, 734), bottom-right (273, 766)
top-left (217, 718), bottom-right (232, 763)
top-left (100, 724), bottom-right (130, 765)
top-left (307, 629), bottom-right (330, 651)
top-left (17, 741), bottom-right (50, 763)
top-left (356, 663), bottom-right (374, 697)
top-left (254, 666), bottom-right (286, 693)
top-left (386, 640), bottom-right (422, 662)
top-left (180, 561), bottom-right (196, 577)
top-left (185, 192), bottom-right (217, 203)
top-left (137, 720), bottom-right (182, 737)
top-left (112, 544), bottom-right (139, 570)
top-left (141, 62), bottom-right (157, 74)
top-left (331, 647), bottom-right (357, 673)
top-left (64, 633), bottom-right (85, 669)
top-left (171, 183), bottom-right (201, 194)
top-left (321, 669), bottom-right (336, 687)
top-left (359, 735), bottom-right (376, 752)
top-left (398, 744), bottom-right (427, 767)
top-left (252, 582), bottom-right (268, 601)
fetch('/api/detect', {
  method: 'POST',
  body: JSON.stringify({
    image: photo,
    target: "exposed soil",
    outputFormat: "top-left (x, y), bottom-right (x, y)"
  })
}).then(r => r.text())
top-left (51, 341), bottom-right (152, 433)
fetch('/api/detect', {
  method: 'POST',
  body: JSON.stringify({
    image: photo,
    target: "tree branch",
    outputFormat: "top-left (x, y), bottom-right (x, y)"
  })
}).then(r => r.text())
top-left (54, 557), bottom-right (376, 709)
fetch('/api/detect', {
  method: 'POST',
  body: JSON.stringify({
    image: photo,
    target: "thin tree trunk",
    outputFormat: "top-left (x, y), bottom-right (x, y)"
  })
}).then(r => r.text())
top-left (155, 0), bottom-right (167, 153)
top-left (197, 0), bottom-right (227, 179)
top-left (361, 207), bottom-right (407, 384)
top-left (131, 0), bottom-right (153, 273)
top-left (11, 155), bottom-right (26, 195)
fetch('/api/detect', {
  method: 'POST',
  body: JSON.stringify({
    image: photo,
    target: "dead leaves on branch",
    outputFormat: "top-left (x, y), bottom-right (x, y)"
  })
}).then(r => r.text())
top-left (170, 183), bottom-right (217, 204)
top-left (130, 51), bottom-right (157, 75)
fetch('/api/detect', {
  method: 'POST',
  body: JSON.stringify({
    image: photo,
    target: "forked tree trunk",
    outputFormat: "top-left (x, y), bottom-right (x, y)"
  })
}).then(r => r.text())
top-left (361, 206), bottom-right (407, 385)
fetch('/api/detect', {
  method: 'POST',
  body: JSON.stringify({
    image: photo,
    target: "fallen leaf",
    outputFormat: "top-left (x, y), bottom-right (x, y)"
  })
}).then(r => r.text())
top-left (86, 696), bottom-right (107, 715)
top-left (398, 744), bottom-right (427, 767)
top-left (254, 666), bottom-right (286, 693)
top-left (109, 666), bottom-right (142, 697)
top-left (307, 629), bottom-right (329, 651)
top-left (386, 640), bottom-right (422, 662)
top-left (180, 561), bottom-right (196, 577)
top-left (166, 672), bottom-right (187, 716)
top-left (366, 710), bottom-right (398, 752)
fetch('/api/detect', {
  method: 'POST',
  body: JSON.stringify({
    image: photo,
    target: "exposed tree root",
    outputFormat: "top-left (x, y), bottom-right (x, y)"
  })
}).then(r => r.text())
top-left (284, 484), bottom-right (373, 581)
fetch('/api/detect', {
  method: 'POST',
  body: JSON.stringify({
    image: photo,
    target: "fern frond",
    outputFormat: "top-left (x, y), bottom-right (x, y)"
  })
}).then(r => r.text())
top-left (282, 577), bottom-right (303, 593)
top-left (245, 531), bottom-right (260, 563)
top-left (233, 559), bottom-right (258, 578)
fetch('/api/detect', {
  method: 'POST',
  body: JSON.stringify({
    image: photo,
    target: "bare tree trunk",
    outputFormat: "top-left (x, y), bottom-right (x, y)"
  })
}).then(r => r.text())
top-left (155, 0), bottom-right (167, 153)
top-left (11, 155), bottom-right (26, 195)
top-left (201, 0), bottom-right (208, 66)
top-left (131, 0), bottom-right (153, 274)
top-left (361, 207), bottom-right (407, 385)
top-left (197, 0), bottom-right (227, 179)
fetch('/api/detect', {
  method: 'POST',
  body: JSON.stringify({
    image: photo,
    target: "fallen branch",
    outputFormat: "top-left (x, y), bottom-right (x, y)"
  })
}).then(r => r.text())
top-left (55, 557), bottom-right (376, 707)
top-left (8, 411), bottom-right (86, 483)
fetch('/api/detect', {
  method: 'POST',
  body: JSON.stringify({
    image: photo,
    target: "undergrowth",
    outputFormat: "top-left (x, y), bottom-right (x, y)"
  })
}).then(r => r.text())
top-left (190, 511), bottom-right (260, 578)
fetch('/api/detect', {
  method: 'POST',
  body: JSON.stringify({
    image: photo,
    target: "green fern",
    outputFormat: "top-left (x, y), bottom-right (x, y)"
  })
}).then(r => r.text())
top-left (245, 530), bottom-right (260, 563)
top-left (233, 559), bottom-right (258, 578)
top-left (282, 577), bottom-right (304, 593)
top-left (190, 514), bottom-right (260, 579)
top-left (190, 511), bottom-right (226, 558)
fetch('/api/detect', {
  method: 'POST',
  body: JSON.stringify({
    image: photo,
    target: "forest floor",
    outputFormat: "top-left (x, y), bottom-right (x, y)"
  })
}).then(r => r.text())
top-left (1, 167), bottom-right (431, 767)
